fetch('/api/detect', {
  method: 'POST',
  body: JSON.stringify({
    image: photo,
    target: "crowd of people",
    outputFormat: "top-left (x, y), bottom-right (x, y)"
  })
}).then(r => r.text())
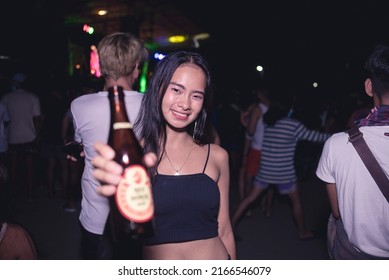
top-left (1, 31), bottom-right (388, 260)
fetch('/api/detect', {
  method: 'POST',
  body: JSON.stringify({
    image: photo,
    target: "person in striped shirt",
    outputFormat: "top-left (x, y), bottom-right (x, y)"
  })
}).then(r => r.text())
top-left (231, 99), bottom-right (330, 240)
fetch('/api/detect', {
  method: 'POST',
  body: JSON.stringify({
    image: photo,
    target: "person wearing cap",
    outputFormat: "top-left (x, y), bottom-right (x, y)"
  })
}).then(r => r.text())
top-left (1, 72), bottom-right (42, 199)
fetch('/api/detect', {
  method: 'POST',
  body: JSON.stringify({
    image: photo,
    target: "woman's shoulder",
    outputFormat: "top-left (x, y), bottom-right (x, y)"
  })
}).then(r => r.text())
top-left (198, 143), bottom-right (229, 179)
top-left (208, 143), bottom-right (229, 161)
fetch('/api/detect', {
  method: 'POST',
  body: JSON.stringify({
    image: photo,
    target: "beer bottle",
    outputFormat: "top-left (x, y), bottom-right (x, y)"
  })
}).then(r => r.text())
top-left (105, 85), bottom-right (154, 240)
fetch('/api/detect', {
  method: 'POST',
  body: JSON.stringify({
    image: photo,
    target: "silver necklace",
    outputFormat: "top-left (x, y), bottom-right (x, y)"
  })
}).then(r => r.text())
top-left (164, 142), bottom-right (194, 176)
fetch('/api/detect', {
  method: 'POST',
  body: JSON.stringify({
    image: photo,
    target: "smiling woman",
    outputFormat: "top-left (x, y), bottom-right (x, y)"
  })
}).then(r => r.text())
top-left (92, 50), bottom-right (236, 260)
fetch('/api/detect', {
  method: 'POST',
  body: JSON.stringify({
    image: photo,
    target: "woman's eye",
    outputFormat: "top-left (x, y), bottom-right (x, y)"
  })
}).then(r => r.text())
top-left (171, 87), bottom-right (181, 94)
top-left (193, 94), bottom-right (204, 100)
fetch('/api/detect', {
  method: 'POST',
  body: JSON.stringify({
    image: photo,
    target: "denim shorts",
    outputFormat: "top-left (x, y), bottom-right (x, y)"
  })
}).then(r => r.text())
top-left (253, 180), bottom-right (296, 194)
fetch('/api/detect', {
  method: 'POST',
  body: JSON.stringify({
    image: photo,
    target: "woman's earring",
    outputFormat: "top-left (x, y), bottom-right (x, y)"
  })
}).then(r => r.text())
top-left (193, 121), bottom-right (198, 139)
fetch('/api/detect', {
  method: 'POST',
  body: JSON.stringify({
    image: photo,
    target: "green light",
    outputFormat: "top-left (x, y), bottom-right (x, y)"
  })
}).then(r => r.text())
top-left (139, 61), bottom-right (149, 93)
top-left (144, 42), bottom-right (157, 51)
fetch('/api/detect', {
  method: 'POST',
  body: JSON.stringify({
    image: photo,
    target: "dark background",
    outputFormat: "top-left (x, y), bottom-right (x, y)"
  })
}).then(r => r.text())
top-left (1, 0), bottom-right (389, 101)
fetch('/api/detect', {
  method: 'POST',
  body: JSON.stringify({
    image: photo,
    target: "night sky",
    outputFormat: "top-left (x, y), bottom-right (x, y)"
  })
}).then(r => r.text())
top-left (176, 0), bottom-right (389, 95)
top-left (1, 0), bottom-right (389, 101)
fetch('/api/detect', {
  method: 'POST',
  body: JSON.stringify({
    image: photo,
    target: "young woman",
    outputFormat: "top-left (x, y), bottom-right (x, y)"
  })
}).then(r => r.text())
top-left (92, 51), bottom-right (236, 260)
top-left (231, 97), bottom-right (331, 240)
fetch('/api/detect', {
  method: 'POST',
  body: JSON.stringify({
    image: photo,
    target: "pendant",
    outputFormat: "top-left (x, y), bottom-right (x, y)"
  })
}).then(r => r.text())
top-left (174, 171), bottom-right (180, 176)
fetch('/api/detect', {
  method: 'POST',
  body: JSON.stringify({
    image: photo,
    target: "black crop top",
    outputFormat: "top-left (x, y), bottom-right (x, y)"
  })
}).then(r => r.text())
top-left (142, 144), bottom-right (220, 246)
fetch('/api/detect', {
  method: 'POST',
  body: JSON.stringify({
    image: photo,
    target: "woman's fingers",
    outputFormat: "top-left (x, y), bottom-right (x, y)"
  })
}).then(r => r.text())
top-left (92, 141), bottom-right (123, 195)
top-left (93, 167), bottom-right (122, 185)
top-left (95, 185), bottom-right (117, 197)
top-left (94, 141), bottom-right (115, 160)
top-left (92, 142), bottom-right (157, 197)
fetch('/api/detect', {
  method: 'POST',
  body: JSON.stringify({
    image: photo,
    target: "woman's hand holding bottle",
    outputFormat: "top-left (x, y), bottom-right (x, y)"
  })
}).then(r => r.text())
top-left (92, 141), bottom-right (157, 197)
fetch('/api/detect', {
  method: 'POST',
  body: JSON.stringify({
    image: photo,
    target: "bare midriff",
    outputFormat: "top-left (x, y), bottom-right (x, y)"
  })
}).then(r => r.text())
top-left (142, 236), bottom-right (229, 260)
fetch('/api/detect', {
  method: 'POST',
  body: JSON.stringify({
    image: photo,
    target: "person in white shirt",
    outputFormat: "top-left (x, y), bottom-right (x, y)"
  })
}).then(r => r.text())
top-left (70, 32), bottom-right (148, 259)
top-left (1, 73), bottom-right (42, 198)
top-left (316, 44), bottom-right (389, 259)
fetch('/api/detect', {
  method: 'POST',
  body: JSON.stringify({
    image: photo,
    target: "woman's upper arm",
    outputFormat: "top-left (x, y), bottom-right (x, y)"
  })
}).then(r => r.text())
top-left (216, 146), bottom-right (230, 225)
top-left (214, 145), bottom-right (236, 258)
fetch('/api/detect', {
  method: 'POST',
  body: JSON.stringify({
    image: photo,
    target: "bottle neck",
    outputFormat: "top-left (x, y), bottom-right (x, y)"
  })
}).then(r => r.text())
top-left (108, 85), bottom-right (131, 123)
top-left (105, 76), bottom-right (135, 91)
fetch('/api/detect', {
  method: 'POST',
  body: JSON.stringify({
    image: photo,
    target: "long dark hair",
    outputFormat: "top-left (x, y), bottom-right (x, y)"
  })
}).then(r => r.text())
top-left (134, 50), bottom-right (214, 175)
top-left (263, 95), bottom-right (292, 126)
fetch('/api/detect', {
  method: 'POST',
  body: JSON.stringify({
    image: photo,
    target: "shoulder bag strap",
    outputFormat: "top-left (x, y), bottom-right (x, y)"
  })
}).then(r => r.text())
top-left (348, 126), bottom-right (389, 203)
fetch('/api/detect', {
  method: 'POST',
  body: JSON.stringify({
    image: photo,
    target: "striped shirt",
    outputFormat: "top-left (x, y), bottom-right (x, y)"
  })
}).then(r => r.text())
top-left (255, 117), bottom-right (330, 184)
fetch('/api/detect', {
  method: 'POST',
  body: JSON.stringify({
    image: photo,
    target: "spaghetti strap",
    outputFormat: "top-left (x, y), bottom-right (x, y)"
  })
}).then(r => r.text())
top-left (202, 144), bottom-right (211, 173)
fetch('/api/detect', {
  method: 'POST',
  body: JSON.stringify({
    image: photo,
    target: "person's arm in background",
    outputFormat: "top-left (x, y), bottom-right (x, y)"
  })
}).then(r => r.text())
top-left (326, 183), bottom-right (340, 219)
top-left (2, 105), bottom-right (10, 137)
top-left (33, 95), bottom-right (43, 144)
top-left (33, 114), bottom-right (43, 144)
top-left (241, 105), bottom-right (261, 159)
top-left (246, 105), bottom-right (261, 137)
top-left (62, 110), bottom-right (72, 143)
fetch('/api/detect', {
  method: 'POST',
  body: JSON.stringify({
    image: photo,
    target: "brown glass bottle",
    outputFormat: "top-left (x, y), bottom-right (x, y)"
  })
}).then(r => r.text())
top-left (105, 85), bottom-right (154, 241)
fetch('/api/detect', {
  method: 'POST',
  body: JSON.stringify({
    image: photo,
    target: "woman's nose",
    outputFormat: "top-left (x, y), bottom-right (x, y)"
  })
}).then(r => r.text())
top-left (177, 95), bottom-right (191, 110)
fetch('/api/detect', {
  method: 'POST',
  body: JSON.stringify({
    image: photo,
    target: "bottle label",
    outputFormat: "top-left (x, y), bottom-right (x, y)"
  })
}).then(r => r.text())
top-left (113, 122), bottom-right (133, 130)
top-left (115, 165), bottom-right (154, 223)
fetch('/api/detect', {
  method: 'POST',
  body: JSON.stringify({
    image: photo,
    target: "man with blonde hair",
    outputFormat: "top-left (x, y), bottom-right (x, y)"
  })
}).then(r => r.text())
top-left (71, 32), bottom-right (148, 259)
